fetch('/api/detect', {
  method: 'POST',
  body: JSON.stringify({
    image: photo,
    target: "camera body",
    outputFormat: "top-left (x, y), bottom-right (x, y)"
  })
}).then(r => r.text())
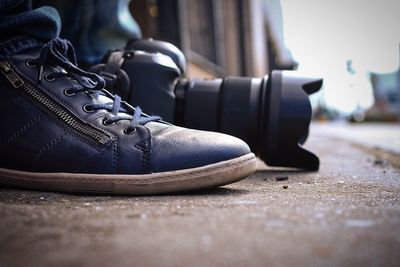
top-left (91, 39), bottom-right (322, 170)
top-left (90, 49), bottom-right (180, 122)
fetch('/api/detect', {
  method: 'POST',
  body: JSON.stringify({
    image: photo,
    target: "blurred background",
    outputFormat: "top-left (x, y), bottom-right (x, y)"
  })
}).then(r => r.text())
top-left (36, 0), bottom-right (400, 123)
top-left (129, 0), bottom-right (400, 123)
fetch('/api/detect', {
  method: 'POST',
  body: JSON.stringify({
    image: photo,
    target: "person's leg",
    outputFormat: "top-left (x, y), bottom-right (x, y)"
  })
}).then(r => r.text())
top-left (0, 0), bottom-right (60, 59)
top-left (33, 0), bottom-right (142, 67)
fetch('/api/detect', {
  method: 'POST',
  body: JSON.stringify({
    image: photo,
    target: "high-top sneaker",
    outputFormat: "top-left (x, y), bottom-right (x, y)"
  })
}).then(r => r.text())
top-left (0, 38), bottom-right (256, 195)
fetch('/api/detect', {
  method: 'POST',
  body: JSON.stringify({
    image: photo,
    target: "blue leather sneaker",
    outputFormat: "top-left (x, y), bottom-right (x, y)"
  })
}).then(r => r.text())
top-left (0, 38), bottom-right (256, 195)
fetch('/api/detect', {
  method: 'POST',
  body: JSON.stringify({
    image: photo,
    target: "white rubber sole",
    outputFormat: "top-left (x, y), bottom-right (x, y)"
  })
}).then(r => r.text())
top-left (0, 153), bottom-right (256, 195)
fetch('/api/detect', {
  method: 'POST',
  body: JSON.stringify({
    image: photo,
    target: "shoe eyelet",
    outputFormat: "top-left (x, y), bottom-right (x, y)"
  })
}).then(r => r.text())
top-left (102, 117), bottom-right (115, 126)
top-left (63, 88), bottom-right (76, 96)
top-left (123, 127), bottom-right (136, 135)
top-left (25, 59), bottom-right (37, 68)
top-left (83, 104), bottom-right (94, 113)
top-left (44, 73), bottom-right (56, 82)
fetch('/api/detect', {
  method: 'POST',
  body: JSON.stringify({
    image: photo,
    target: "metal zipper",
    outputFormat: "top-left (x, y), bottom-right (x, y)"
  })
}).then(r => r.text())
top-left (0, 60), bottom-right (111, 144)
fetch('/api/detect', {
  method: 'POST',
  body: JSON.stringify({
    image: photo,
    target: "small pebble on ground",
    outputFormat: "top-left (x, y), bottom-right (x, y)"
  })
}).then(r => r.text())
top-left (276, 176), bottom-right (289, 181)
top-left (373, 159), bottom-right (385, 165)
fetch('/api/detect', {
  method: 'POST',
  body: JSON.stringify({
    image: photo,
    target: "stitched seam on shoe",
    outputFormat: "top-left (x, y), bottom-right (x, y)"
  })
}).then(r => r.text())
top-left (144, 139), bottom-right (151, 173)
top-left (33, 133), bottom-right (67, 164)
top-left (112, 140), bottom-right (119, 173)
top-left (135, 138), bottom-right (151, 173)
top-left (0, 91), bottom-right (105, 158)
top-left (0, 114), bottom-right (42, 152)
top-left (7, 70), bottom-right (110, 149)
top-left (75, 146), bottom-right (108, 173)
top-left (9, 62), bottom-right (116, 142)
top-left (145, 126), bottom-right (153, 173)
top-left (45, 114), bottom-right (104, 151)
top-left (0, 96), bottom-right (22, 113)
top-left (0, 155), bottom-right (255, 183)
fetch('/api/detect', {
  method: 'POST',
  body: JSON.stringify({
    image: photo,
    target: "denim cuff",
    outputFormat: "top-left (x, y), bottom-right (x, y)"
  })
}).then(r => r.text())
top-left (0, 6), bottom-right (61, 43)
top-left (0, 36), bottom-right (41, 60)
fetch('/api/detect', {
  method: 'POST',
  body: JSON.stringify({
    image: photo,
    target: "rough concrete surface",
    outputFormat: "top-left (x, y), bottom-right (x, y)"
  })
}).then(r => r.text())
top-left (0, 123), bottom-right (400, 267)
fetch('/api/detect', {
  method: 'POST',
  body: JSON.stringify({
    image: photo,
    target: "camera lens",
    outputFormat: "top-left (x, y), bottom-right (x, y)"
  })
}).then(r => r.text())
top-left (175, 70), bottom-right (322, 170)
top-left (93, 47), bottom-right (322, 170)
top-left (175, 77), bottom-right (262, 150)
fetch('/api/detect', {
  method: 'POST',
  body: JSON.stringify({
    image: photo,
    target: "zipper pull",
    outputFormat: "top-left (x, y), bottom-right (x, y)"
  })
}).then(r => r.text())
top-left (0, 61), bottom-right (24, 88)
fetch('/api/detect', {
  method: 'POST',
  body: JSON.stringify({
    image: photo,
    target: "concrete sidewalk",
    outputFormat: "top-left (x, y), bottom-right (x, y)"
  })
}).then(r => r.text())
top-left (0, 123), bottom-right (399, 267)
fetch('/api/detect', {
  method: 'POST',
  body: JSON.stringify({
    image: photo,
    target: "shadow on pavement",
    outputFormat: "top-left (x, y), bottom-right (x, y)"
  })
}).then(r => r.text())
top-left (0, 185), bottom-right (250, 203)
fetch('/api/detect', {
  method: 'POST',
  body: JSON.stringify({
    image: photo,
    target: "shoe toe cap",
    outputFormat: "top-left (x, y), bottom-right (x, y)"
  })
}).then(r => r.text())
top-left (149, 124), bottom-right (251, 172)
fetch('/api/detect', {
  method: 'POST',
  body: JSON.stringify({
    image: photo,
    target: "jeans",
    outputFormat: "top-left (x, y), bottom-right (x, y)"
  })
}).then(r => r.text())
top-left (0, 0), bottom-right (60, 59)
top-left (0, 0), bottom-right (60, 40)
top-left (0, 0), bottom-right (141, 65)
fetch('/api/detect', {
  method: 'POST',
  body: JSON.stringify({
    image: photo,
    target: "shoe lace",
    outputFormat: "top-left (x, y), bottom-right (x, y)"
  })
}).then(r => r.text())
top-left (30, 38), bottom-right (160, 132)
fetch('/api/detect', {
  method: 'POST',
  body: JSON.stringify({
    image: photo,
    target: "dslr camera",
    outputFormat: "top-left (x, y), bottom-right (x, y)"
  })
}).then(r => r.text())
top-left (90, 39), bottom-right (322, 170)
